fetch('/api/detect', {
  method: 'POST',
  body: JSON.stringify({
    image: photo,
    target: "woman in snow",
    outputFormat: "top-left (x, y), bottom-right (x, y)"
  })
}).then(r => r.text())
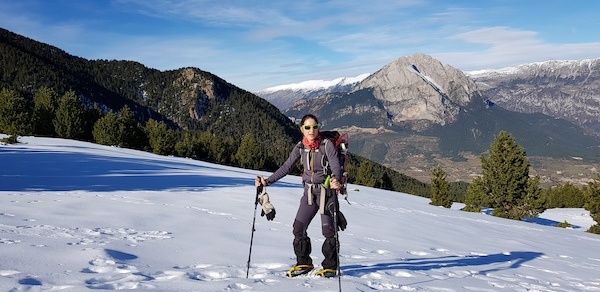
top-left (255, 114), bottom-right (343, 278)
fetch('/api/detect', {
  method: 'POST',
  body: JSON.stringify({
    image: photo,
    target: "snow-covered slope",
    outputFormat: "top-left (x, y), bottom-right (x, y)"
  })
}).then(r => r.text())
top-left (0, 135), bottom-right (598, 291)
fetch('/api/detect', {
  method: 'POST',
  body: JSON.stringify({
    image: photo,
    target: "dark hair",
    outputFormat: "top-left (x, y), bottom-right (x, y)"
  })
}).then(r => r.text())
top-left (300, 114), bottom-right (319, 125)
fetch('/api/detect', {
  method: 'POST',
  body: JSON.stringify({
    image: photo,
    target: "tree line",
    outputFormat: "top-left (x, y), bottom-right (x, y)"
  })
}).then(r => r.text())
top-left (0, 86), bottom-right (432, 197)
top-left (428, 131), bottom-right (600, 234)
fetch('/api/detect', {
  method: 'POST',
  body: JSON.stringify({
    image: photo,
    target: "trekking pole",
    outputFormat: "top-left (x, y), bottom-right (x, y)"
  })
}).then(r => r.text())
top-left (246, 181), bottom-right (263, 278)
top-left (332, 188), bottom-right (342, 292)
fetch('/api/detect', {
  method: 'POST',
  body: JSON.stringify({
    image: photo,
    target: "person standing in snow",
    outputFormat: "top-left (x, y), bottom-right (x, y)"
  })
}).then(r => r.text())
top-left (255, 114), bottom-right (344, 278)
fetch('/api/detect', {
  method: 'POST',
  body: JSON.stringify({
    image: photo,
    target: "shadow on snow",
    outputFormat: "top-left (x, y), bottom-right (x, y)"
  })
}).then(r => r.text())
top-left (342, 251), bottom-right (544, 277)
top-left (0, 147), bottom-right (299, 192)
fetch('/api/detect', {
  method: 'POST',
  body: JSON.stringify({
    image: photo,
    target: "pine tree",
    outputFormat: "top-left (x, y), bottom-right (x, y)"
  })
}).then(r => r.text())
top-left (54, 91), bottom-right (86, 139)
top-left (515, 175), bottom-right (545, 219)
top-left (32, 86), bottom-right (58, 136)
top-left (546, 182), bottom-right (587, 208)
top-left (480, 131), bottom-right (534, 220)
top-left (235, 133), bottom-right (262, 170)
top-left (463, 177), bottom-right (488, 213)
top-left (145, 119), bottom-right (175, 155)
top-left (0, 88), bottom-right (32, 136)
top-left (116, 106), bottom-right (144, 149)
top-left (430, 166), bottom-right (452, 208)
top-left (585, 174), bottom-right (600, 234)
top-left (93, 112), bottom-right (120, 146)
top-left (355, 160), bottom-right (380, 187)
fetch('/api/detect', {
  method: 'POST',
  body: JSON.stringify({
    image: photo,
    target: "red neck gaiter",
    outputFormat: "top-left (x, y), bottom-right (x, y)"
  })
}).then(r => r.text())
top-left (302, 135), bottom-right (321, 150)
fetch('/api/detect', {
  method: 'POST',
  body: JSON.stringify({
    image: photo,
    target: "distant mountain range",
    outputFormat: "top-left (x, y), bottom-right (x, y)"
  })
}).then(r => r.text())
top-left (466, 59), bottom-right (600, 136)
top-left (256, 53), bottom-right (600, 184)
top-left (257, 58), bottom-right (600, 137)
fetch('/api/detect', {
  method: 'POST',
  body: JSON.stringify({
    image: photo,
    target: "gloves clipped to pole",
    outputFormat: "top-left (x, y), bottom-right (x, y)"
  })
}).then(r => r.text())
top-left (259, 193), bottom-right (276, 221)
top-left (326, 197), bottom-right (347, 231)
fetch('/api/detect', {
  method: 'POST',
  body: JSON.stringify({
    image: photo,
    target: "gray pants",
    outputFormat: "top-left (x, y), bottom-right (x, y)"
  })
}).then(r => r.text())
top-left (292, 186), bottom-right (337, 268)
top-left (293, 186), bottom-right (335, 239)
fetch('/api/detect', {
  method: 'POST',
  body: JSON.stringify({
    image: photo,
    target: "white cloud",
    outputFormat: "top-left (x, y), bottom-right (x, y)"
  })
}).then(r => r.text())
top-left (435, 26), bottom-right (600, 71)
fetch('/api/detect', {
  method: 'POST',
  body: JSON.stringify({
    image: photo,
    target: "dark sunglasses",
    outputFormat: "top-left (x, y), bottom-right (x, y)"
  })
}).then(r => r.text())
top-left (302, 124), bottom-right (319, 130)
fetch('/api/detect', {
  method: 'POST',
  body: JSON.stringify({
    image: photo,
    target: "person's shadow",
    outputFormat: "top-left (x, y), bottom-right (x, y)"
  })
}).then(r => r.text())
top-left (342, 251), bottom-right (544, 277)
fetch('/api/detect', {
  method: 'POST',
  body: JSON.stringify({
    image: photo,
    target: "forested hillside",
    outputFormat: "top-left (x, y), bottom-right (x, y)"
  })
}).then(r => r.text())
top-left (0, 27), bottom-right (435, 198)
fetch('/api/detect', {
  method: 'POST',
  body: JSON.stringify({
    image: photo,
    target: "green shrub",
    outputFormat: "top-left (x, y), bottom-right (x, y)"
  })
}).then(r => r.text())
top-left (587, 224), bottom-right (600, 235)
top-left (556, 221), bottom-right (572, 228)
top-left (546, 182), bottom-right (587, 208)
top-left (1, 135), bottom-right (19, 144)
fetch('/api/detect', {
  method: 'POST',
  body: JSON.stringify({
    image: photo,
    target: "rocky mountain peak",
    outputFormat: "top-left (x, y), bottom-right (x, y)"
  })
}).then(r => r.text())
top-left (355, 53), bottom-right (482, 127)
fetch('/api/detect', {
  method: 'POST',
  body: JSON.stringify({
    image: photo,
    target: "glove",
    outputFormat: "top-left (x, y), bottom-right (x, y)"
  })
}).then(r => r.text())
top-left (326, 198), bottom-right (347, 231)
top-left (336, 211), bottom-right (347, 231)
top-left (259, 193), bottom-right (276, 221)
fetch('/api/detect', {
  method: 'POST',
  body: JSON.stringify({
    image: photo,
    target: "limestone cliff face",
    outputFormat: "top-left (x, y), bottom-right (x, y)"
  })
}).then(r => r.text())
top-left (174, 68), bottom-right (214, 123)
top-left (355, 53), bottom-right (482, 128)
top-left (283, 53), bottom-right (486, 131)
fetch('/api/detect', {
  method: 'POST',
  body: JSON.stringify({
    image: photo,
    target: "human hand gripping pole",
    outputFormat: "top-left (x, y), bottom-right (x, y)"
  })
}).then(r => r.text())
top-left (255, 176), bottom-right (275, 221)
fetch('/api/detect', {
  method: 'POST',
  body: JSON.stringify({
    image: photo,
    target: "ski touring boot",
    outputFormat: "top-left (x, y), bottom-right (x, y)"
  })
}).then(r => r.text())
top-left (286, 264), bottom-right (314, 278)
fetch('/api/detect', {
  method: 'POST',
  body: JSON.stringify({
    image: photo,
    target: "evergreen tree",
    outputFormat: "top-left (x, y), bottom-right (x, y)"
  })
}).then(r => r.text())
top-left (463, 177), bottom-right (488, 213)
top-left (194, 131), bottom-right (214, 161)
top-left (209, 135), bottom-right (236, 165)
top-left (514, 175), bottom-right (545, 219)
top-left (480, 131), bottom-right (535, 220)
top-left (355, 160), bottom-right (380, 187)
top-left (145, 119), bottom-right (175, 155)
top-left (0, 88), bottom-right (32, 136)
top-left (235, 133), bottom-right (262, 170)
top-left (430, 166), bottom-right (452, 208)
top-left (546, 182), bottom-right (587, 208)
top-left (83, 104), bottom-right (104, 142)
top-left (93, 112), bottom-right (120, 146)
top-left (54, 91), bottom-right (86, 139)
top-left (585, 174), bottom-right (600, 234)
top-left (174, 132), bottom-right (198, 159)
top-left (116, 106), bottom-right (144, 149)
top-left (32, 86), bottom-right (58, 136)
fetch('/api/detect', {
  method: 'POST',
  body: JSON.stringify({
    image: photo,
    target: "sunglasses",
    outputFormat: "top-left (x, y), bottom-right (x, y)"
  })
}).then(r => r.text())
top-left (302, 124), bottom-right (319, 130)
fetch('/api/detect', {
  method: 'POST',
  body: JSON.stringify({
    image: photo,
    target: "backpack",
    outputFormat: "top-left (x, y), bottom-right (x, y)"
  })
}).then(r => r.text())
top-left (300, 130), bottom-right (349, 195)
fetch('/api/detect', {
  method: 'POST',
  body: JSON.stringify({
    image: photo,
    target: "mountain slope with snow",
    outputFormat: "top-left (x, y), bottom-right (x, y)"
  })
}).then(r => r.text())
top-left (0, 135), bottom-right (599, 291)
top-left (467, 58), bottom-right (600, 135)
top-left (255, 74), bottom-right (370, 110)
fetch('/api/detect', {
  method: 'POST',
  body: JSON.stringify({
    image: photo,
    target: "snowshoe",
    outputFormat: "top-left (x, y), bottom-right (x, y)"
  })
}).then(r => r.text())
top-left (313, 268), bottom-right (337, 278)
top-left (286, 264), bottom-right (314, 277)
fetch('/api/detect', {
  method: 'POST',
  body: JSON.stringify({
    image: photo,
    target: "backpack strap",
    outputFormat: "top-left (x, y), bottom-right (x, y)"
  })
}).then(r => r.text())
top-left (320, 139), bottom-right (331, 176)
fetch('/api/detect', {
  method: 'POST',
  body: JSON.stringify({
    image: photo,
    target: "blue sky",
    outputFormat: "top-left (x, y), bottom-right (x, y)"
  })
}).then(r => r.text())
top-left (1, 0), bottom-right (599, 92)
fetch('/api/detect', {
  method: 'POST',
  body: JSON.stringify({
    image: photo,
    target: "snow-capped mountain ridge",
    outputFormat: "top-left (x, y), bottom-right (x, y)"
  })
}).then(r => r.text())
top-left (257, 73), bottom-right (370, 93)
top-left (255, 73), bottom-right (370, 110)
top-left (467, 58), bottom-right (600, 78)
top-left (468, 57), bottom-right (600, 135)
